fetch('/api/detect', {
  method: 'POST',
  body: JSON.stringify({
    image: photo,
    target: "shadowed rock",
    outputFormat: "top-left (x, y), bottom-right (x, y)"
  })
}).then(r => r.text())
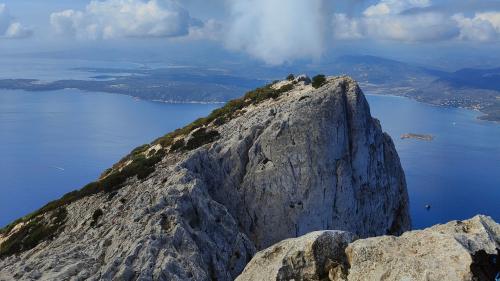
top-left (237, 215), bottom-right (499, 281)
top-left (0, 76), bottom-right (410, 280)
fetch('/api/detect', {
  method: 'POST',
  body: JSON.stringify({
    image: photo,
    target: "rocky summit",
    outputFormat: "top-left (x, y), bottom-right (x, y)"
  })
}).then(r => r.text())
top-left (237, 215), bottom-right (500, 281)
top-left (0, 76), bottom-right (411, 280)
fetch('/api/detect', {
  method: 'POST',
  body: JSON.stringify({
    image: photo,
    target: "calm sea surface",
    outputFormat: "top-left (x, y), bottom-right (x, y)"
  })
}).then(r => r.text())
top-left (0, 89), bottom-right (218, 226)
top-left (367, 94), bottom-right (500, 229)
top-left (0, 89), bottom-right (498, 229)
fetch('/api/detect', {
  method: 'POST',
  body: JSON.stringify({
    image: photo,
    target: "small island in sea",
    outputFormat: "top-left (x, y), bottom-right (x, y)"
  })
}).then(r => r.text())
top-left (401, 133), bottom-right (434, 141)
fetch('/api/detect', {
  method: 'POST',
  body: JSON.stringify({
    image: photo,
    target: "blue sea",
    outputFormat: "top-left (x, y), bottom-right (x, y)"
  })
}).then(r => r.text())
top-left (0, 89), bottom-right (218, 226)
top-left (366, 94), bottom-right (500, 229)
top-left (0, 88), bottom-right (498, 230)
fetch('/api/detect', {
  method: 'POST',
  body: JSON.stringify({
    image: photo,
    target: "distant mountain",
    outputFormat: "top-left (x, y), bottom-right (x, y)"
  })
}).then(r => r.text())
top-left (325, 55), bottom-right (500, 121)
top-left (436, 67), bottom-right (500, 92)
top-left (1, 54), bottom-right (499, 121)
top-left (329, 55), bottom-right (445, 85)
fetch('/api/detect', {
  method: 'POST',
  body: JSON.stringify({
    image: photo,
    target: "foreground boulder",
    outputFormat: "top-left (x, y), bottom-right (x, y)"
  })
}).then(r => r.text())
top-left (237, 215), bottom-right (500, 281)
top-left (346, 215), bottom-right (500, 281)
top-left (235, 231), bottom-right (356, 281)
top-left (0, 76), bottom-right (410, 280)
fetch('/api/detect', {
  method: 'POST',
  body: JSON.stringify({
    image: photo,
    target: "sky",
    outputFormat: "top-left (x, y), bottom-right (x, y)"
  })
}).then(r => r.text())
top-left (0, 0), bottom-right (500, 69)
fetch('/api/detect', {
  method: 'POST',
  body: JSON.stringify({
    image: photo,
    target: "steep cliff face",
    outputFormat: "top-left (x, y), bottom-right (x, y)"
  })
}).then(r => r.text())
top-left (0, 76), bottom-right (410, 280)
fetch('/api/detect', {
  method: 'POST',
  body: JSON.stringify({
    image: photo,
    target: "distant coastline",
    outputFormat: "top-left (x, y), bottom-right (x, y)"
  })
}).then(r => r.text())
top-left (0, 67), bottom-right (265, 105)
top-left (363, 85), bottom-right (500, 122)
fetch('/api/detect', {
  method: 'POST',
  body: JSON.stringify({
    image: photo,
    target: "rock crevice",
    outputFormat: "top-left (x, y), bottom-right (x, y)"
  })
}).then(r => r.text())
top-left (0, 76), bottom-right (411, 280)
top-left (237, 215), bottom-right (500, 281)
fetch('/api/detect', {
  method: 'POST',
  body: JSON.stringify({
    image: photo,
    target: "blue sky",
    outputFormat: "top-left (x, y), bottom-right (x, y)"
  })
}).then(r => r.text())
top-left (0, 0), bottom-right (499, 69)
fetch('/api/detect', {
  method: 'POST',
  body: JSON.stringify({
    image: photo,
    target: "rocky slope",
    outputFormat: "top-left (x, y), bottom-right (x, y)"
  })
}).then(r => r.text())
top-left (0, 76), bottom-right (410, 280)
top-left (237, 215), bottom-right (500, 281)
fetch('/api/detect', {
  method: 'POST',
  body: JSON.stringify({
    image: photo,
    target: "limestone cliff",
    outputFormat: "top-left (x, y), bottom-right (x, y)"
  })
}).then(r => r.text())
top-left (0, 76), bottom-right (410, 280)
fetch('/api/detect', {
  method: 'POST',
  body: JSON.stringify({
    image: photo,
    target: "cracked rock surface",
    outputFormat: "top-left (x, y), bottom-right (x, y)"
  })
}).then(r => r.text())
top-left (0, 76), bottom-right (410, 280)
top-left (237, 215), bottom-right (500, 281)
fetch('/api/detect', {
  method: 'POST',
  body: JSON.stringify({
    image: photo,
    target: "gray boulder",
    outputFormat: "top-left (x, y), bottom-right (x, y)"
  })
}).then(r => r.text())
top-left (235, 231), bottom-right (356, 281)
top-left (346, 215), bottom-right (500, 281)
top-left (237, 215), bottom-right (500, 281)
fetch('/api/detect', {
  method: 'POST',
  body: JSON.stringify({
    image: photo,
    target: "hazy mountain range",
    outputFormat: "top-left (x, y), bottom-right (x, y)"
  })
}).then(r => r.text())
top-left (0, 55), bottom-right (499, 120)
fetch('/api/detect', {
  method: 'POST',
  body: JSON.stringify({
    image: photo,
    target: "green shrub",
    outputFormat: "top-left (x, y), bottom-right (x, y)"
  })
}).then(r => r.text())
top-left (286, 74), bottom-right (295, 81)
top-left (184, 128), bottom-right (220, 150)
top-left (170, 139), bottom-right (185, 151)
top-left (0, 148), bottom-right (167, 239)
top-left (152, 82), bottom-right (289, 148)
top-left (131, 144), bottom-right (150, 155)
top-left (0, 207), bottom-right (67, 258)
top-left (277, 83), bottom-right (294, 93)
top-left (312, 74), bottom-right (326, 89)
top-left (0, 80), bottom-right (298, 245)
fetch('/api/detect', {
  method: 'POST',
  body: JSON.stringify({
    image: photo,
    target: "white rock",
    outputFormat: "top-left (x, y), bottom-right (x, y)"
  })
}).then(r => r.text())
top-left (295, 74), bottom-right (311, 85)
top-left (345, 215), bottom-right (500, 281)
top-left (0, 76), bottom-right (410, 280)
top-left (235, 231), bottom-right (356, 281)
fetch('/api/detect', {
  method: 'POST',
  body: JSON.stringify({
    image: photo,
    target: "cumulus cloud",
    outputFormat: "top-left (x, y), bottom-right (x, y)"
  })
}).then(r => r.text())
top-left (50, 0), bottom-right (205, 39)
top-left (225, 0), bottom-right (327, 65)
top-left (44, 0), bottom-right (500, 63)
top-left (333, 0), bottom-right (458, 42)
top-left (0, 4), bottom-right (32, 39)
top-left (333, 11), bottom-right (458, 42)
top-left (332, 0), bottom-right (500, 43)
top-left (454, 12), bottom-right (500, 42)
top-left (363, 0), bottom-right (431, 16)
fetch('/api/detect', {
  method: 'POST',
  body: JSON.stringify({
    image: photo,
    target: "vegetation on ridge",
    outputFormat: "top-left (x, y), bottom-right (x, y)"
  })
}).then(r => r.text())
top-left (312, 74), bottom-right (326, 89)
top-left (0, 76), bottom-right (303, 257)
top-left (152, 81), bottom-right (293, 148)
top-left (0, 207), bottom-right (67, 258)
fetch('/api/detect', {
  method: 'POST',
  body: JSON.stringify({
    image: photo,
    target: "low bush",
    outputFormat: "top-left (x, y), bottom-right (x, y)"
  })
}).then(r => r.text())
top-left (0, 80), bottom-right (298, 248)
top-left (0, 207), bottom-right (67, 258)
top-left (287, 74), bottom-right (295, 81)
top-left (153, 82), bottom-right (293, 148)
top-left (312, 74), bottom-right (326, 89)
top-left (170, 139), bottom-right (185, 151)
top-left (0, 149), bottom-right (166, 237)
top-left (184, 128), bottom-right (220, 150)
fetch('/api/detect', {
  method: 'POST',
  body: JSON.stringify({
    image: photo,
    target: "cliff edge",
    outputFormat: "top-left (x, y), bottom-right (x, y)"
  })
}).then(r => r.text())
top-left (0, 76), bottom-right (410, 280)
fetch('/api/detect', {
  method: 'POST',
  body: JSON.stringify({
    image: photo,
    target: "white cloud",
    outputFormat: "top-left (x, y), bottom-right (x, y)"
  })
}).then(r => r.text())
top-left (332, 0), bottom-right (500, 43)
top-left (363, 0), bottom-right (431, 16)
top-left (225, 0), bottom-right (327, 65)
top-left (0, 4), bottom-right (32, 39)
top-left (364, 12), bottom-right (458, 42)
top-left (50, 0), bottom-right (205, 40)
top-left (454, 12), bottom-right (500, 42)
top-left (332, 14), bottom-right (363, 40)
top-left (333, 14), bottom-right (457, 42)
top-left (185, 19), bottom-right (223, 41)
top-left (476, 12), bottom-right (500, 32)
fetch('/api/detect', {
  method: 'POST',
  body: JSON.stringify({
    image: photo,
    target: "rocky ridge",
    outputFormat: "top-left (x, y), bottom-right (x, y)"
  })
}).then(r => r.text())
top-left (237, 215), bottom-right (500, 281)
top-left (0, 76), bottom-right (410, 280)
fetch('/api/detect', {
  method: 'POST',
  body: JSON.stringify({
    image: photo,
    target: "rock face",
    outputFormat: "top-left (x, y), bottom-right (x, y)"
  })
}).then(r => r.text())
top-left (235, 231), bottom-right (356, 281)
top-left (237, 215), bottom-right (500, 281)
top-left (0, 76), bottom-right (410, 280)
top-left (346, 215), bottom-right (500, 281)
top-left (201, 77), bottom-right (410, 249)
